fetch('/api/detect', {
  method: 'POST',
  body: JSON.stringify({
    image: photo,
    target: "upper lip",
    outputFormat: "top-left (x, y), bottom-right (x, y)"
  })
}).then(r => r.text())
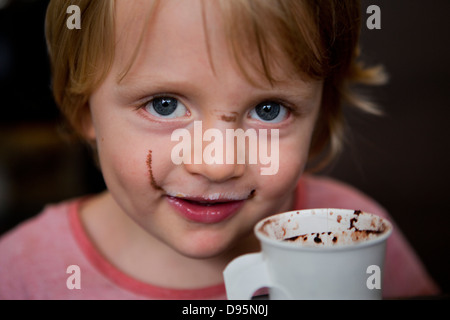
top-left (166, 190), bottom-right (255, 204)
top-left (176, 197), bottom-right (243, 204)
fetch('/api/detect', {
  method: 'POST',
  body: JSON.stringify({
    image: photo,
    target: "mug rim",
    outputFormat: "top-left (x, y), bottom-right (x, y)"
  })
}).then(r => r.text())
top-left (254, 208), bottom-right (393, 252)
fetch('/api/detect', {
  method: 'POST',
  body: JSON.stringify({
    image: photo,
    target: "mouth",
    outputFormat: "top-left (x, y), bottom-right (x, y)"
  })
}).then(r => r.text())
top-left (166, 190), bottom-right (255, 224)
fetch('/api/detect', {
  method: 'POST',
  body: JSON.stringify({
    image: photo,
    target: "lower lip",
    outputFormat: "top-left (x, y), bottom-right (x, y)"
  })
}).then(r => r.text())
top-left (166, 196), bottom-right (246, 224)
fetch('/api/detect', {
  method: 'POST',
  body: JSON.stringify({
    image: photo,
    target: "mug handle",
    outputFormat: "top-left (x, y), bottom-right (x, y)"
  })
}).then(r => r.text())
top-left (223, 252), bottom-right (271, 300)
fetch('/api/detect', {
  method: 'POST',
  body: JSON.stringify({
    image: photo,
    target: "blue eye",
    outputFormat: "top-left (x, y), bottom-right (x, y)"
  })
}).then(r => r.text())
top-left (145, 97), bottom-right (188, 118)
top-left (249, 101), bottom-right (288, 123)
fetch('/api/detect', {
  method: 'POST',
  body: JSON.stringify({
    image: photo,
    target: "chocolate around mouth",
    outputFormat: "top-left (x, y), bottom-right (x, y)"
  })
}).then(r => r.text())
top-left (146, 150), bottom-right (165, 192)
top-left (146, 149), bottom-right (257, 202)
top-left (170, 189), bottom-right (255, 206)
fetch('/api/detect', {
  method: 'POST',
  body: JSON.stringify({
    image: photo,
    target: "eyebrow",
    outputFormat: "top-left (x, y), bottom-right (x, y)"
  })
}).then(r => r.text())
top-left (115, 73), bottom-right (322, 112)
top-left (114, 76), bottom-right (196, 102)
top-left (250, 81), bottom-right (323, 112)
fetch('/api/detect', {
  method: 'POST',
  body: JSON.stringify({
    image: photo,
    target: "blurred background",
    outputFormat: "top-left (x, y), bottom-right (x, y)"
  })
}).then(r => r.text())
top-left (0, 0), bottom-right (449, 296)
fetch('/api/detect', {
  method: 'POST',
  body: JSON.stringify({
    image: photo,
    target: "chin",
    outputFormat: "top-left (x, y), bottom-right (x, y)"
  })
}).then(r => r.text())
top-left (171, 229), bottom-right (240, 260)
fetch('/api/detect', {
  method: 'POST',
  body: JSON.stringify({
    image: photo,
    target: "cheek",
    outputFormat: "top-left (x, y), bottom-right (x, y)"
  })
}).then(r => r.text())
top-left (97, 135), bottom-right (179, 199)
top-left (255, 137), bottom-right (308, 203)
top-left (89, 119), bottom-right (170, 195)
top-left (98, 141), bottom-right (149, 193)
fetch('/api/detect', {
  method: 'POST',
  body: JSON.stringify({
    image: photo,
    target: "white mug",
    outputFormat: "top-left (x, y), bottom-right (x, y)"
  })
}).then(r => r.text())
top-left (223, 208), bottom-right (393, 300)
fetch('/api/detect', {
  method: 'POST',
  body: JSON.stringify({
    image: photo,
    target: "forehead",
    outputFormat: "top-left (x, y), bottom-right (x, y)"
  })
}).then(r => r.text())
top-left (115, 0), bottom-right (213, 75)
top-left (113, 0), bottom-right (306, 87)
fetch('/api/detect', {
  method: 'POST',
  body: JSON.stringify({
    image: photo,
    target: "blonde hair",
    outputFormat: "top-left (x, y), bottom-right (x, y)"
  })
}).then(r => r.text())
top-left (45, 0), bottom-right (386, 170)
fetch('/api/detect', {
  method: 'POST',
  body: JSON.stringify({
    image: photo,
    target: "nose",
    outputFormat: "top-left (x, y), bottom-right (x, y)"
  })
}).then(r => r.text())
top-left (185, 161), bottom-right (245, 183)
top-left (183, 121), bottom-right (246, 183)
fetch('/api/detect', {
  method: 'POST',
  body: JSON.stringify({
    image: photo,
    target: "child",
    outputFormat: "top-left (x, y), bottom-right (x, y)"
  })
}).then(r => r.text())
top-left (0, 0), bottom-right (439, 299)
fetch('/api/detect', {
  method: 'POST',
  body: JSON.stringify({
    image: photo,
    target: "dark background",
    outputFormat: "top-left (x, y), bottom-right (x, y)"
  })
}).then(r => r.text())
top-left (0, 0), bottom-right (449, 296)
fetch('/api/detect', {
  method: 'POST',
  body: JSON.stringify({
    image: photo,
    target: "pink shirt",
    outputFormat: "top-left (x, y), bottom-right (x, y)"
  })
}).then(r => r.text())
top-left (0, 175), bottom-right (439, 299)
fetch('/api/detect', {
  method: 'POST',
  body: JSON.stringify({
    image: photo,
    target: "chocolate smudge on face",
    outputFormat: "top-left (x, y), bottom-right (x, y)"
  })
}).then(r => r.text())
top-left (219, 112), bottom-right (238, 123)
top-left (146, 150), bottom-right (164, 192)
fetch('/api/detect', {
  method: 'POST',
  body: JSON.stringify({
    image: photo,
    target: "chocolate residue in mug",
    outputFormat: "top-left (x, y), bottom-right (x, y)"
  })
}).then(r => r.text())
top-left (313, 235), bottom-right (322, 244)
top-left (282, 228), bottom-right (386, 246)
top-left (281, 212), bottom-right (388, 246)
top-left (284, 234), bottom-right (307, 242)
top-left (284, 232), bottom-right (328, 244)
top-left (349, 212), bottom-right (386, 235)
top-left (350, 217), bottom-right (358, 229)
top-left (146, 150), bottom-right (165, 192)
top-left (350, 229), bottom-right (385, 242)
top-left (258, 218), bottom-right (275, 237)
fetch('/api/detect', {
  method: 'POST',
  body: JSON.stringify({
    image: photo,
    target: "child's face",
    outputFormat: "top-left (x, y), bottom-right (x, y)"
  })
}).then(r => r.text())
top-left (86, 0), bottom-right (323, 258)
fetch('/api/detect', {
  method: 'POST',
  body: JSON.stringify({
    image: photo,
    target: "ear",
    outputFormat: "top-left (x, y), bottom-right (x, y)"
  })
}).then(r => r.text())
top-left (79, 103), bottom-right (97, 142)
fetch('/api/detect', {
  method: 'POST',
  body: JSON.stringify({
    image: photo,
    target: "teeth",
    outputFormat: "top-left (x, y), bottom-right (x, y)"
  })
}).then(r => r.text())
top-left (205, 193), bottom-right (225, 201)
top-left (166, 191), bottom-right (250, 201)
top-left (198, 202), bottom-right (217, 206)
top-left (182, 198), bottom-right (222, 206)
